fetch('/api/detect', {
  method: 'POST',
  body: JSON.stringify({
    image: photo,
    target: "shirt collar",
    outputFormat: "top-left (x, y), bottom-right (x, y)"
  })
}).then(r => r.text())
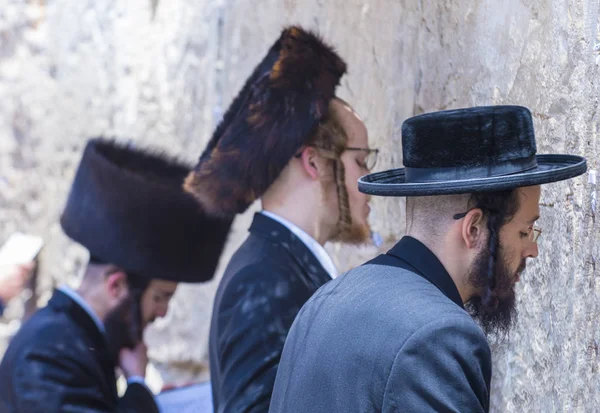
top-left (260, 210), bottom-right (338, 279)
top-left (386, 236), bottom-right (464, 308)
top-left (57, 285), bottom-right (106, 334)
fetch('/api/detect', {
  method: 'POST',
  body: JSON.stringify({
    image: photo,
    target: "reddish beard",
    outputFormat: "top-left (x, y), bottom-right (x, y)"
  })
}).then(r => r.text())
top-left (322, 177), bottom-right (371, 245)
top-left (331, 216), bottom-right (371, 244)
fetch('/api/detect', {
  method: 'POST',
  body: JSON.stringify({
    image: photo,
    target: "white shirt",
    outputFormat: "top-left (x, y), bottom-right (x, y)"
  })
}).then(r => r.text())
top-left (261, 210), bottom-right (338, 279)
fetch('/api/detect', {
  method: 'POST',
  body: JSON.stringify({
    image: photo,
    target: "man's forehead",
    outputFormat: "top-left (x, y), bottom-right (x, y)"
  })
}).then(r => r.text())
top-left (332, 99), bottom-right (368, 145)
top-left (516, 186), bottom-right (541, 221)
top-left (332, 97), bottom-right (362, 121)
top-left (149, 279), bottom-right (178, 293)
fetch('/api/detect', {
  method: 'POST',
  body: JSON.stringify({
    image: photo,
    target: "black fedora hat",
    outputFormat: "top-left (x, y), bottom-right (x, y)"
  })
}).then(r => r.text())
top-left (359, 106), bottom-right (587, 196)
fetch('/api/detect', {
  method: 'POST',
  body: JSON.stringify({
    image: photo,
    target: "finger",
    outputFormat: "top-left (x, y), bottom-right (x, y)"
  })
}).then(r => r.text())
top-left (19, 262), bottom-right (35, 274)
top-left (119, 347), bottom-right (132, 358)
top-left (17, 268), bottom-right (31, 282)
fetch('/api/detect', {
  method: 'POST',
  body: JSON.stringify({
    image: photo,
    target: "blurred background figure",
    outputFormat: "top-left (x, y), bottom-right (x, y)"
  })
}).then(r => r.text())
top-left (0, 139), bottom-right (231, 413)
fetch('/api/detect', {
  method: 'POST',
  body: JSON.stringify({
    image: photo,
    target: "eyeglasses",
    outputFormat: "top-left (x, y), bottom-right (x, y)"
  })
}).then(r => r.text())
top-left (526, 226), bottom-right (543, 242)
top-left (293, 146), bottom-right (379, 170)
top-left (453, 211), bottom-right (542, 243)
top-left (346, 147), bottom-right (379, 170)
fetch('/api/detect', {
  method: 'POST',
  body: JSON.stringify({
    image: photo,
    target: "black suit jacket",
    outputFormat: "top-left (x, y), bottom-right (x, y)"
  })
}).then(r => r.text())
top-left (270, 237), bottom-right (492, 413)
top-left (0, 290), bottom-right (159, 413)
top-left (209, 212), bottom-right (331, 413)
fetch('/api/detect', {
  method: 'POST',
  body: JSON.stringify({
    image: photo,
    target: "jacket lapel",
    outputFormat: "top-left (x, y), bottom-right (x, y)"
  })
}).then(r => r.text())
top-left (249, 213), bottom-right (331, 289)
top-left (47, 290), bottom-right (119, 400)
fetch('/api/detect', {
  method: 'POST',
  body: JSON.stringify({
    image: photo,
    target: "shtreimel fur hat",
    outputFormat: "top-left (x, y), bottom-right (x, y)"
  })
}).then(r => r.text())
top-left (61, 138), bottom-right (233, 283)
top-left (184, 26), bottom-right (347, 217)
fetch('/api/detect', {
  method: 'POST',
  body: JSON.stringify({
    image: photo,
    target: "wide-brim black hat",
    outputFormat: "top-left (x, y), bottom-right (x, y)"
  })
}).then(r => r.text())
top-left (184, 26), bottom-right (347, 217)
top-left (61, 138), bottom-right (233, 283)
top-left (359, 106), bottom-right (587, 196)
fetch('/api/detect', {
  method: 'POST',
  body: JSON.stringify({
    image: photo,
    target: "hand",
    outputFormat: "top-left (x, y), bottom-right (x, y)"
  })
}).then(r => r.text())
top-left (119, 341), bottom-right (148, 379)
top-left (0, 262), bottom-right (35, 303)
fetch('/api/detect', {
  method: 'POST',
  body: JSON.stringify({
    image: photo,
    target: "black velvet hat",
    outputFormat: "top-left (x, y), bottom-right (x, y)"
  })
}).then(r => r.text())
top-left (60, 138), bottom-right (233, 283)
top-left (184, 26), bottom-right (347, 217)
top-left (359, 106), bottom-right (587, 196)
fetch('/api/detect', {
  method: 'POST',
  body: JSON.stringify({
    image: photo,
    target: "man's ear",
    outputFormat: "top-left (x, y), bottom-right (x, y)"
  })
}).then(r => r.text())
top-left (299, 146), bottom-right (322, 180)
top-left (105, 268), bottom-right (129, 300)
top-left (461, 208), bottom-right (486, 250)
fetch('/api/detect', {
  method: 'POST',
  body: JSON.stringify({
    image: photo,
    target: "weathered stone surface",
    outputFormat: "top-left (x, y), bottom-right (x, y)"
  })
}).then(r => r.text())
top-left (1, 0), bottom-right (599, 410)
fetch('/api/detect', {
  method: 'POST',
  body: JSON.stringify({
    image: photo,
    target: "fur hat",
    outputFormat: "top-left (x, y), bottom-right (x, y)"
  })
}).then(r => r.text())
top-left (184, 26), bottom-right (347, 217)
top-left (60, 138), bottom-right (233, 283)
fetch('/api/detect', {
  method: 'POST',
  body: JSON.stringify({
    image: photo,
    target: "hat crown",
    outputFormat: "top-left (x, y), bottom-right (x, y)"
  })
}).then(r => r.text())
top-left (358, 105), bottom-right (587, 197)
top-left (184, 26), bottom-right (347, 217)
top-left (61, 138), bottom-right (232, 283)
top-left (402, 106), bottom-right (537, 169)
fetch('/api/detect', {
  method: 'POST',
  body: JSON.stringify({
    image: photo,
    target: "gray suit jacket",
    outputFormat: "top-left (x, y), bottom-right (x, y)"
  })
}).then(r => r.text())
top-left (269, 237), bottom-right (491, 413)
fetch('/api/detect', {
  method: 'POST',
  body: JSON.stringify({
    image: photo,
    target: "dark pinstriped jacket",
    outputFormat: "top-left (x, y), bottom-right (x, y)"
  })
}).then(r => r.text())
top-left (209, 213), bottom-right (331, 413)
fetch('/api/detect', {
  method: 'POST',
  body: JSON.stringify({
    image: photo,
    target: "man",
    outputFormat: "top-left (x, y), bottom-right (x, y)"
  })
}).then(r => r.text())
top-left (184, 26), bottom-right (377, 412)
top-left (269, 106), bottom-right (587, 412)
top-left (0, 138), bottom-right (232, 413)
top-left (0, 262), bottom-right (35, 316)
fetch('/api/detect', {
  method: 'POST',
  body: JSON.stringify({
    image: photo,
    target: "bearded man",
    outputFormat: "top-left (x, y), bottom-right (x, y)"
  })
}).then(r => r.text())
top-left (269, 106), bottom-right (587, 412)
top-left (184, 26), bottom-right (377, 413)
top-left (0, 139), bottom-right (231, 413)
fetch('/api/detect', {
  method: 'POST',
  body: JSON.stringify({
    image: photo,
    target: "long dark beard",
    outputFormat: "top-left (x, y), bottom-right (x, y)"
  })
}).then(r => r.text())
top-left (104, 292), bottom-right (143, 366)
top-left (465, 247), bottom-right (523, 341)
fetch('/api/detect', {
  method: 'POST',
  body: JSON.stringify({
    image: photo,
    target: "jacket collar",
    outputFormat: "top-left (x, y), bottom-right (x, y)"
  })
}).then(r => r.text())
top-left (48, 289), bottom-right (108, 346)
top-left (249, 212), bottom-right (331, 289)
top-left (48, 289), bottom-right (118, 394)
top-left (57, 286), bottom-right (105, 335)
top-left (384, 236), bottom-right (464, 308)
top-left (260, 210), bottom-right (338, 278)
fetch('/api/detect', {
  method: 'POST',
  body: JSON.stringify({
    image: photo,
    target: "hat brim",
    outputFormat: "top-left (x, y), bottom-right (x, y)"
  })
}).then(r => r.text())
top-left (358, 154), bottom-right (587, 196)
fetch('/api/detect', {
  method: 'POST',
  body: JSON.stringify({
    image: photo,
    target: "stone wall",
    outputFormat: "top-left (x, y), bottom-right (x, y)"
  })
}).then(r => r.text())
top-left (1, 0), bottom-right (598, 410)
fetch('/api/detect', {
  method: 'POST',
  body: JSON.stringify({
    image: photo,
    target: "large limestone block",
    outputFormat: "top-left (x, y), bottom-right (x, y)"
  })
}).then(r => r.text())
top-left (1, 0), bottom-right (599, 411)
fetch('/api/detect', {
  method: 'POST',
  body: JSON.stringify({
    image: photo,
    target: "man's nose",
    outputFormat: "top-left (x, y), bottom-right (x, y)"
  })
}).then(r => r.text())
top-left (156, 306), bottom-right (168, 318)
top-left (525, 242), bottom-right (539, 259)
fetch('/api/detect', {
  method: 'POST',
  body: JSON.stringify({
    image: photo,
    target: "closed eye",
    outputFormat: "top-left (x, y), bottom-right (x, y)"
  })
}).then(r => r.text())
top-left (356, 159), bottom-right (367, 168)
